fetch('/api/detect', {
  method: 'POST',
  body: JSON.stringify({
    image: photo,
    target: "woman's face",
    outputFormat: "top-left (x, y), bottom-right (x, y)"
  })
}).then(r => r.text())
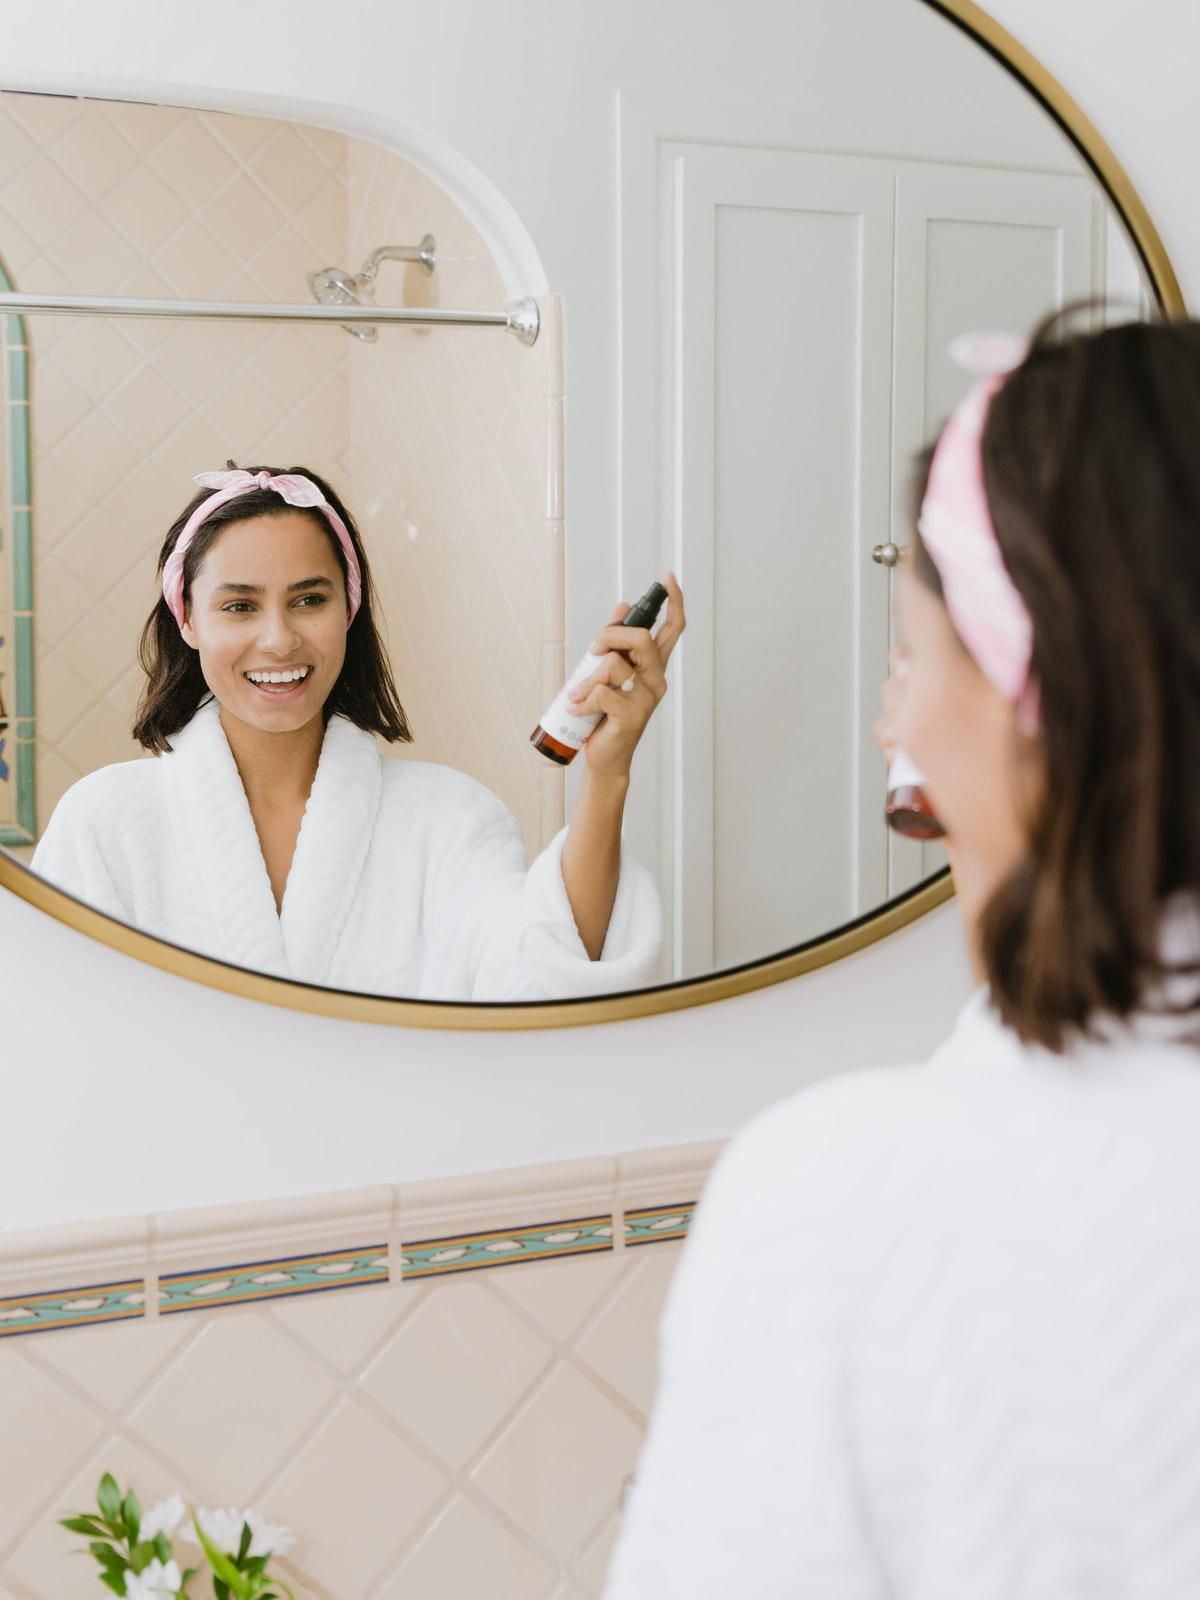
top-left (180, 510), bottom-right (349, 736)
top-left (890, 563), bottom-right (1043, 884)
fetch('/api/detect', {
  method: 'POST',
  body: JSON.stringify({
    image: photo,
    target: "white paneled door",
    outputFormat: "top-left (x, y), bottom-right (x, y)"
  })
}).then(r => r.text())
top-left (621, 127), bottom-right (1098, 978)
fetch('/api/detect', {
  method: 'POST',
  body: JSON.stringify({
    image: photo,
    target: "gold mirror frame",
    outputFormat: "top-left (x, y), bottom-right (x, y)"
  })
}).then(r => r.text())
top-left (0, 0), bottom-right (1185, 1030)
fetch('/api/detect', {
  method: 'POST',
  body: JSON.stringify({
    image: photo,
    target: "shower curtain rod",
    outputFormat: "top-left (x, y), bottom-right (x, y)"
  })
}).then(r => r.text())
top-left (0, 291), bottom-right (541, 346)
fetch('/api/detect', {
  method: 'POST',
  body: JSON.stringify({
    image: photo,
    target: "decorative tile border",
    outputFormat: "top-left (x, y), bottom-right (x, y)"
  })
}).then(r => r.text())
top-left (160, 1244), bottom-right (389, 1315)
top-left (0, 252), bottom-right (34, 847)
top-left (624, 1202), bottom-right (697, 1247)
top-left (0, 1279), bottom-right (145, 1338)
top-left (0, 1144), bottom-right (723, 1338)
top-left (401, 1216), bottom-right (614, 1280)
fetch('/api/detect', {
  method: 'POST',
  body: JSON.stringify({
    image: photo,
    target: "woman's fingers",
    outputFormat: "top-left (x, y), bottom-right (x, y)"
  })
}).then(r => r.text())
top-left (654, 572), bottom-right (686, 664)
top-left (569, 680), bottom-right (655, 723)
top-left (569, 649), bottom-right (668, 707)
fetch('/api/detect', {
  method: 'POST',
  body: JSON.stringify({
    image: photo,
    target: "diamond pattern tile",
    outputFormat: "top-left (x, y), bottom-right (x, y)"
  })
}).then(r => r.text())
top-left (0, 1243), bottom-right (685, 1598)
top-left (126, 1313), bottom-right (340, 1506)
top-left (574, 1248), bottom-right (680, 1416)
top-left (265, 1397), bottom-right (449, 1595)
top-left (471, 1363), bottom-right (644, 1555)
top-left (345, 130), bottom-right (553, 857)
top-left (362, 1275), bottom-right (554, 1469)
top-left (376, 1493), bottom-right (557, 1600)
top-left (0, 1352), bottom-right (105, 1549)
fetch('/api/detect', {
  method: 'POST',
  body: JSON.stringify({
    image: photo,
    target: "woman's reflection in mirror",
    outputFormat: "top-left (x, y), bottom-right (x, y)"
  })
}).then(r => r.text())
top-left (32, 463), bottom-right (684, 999)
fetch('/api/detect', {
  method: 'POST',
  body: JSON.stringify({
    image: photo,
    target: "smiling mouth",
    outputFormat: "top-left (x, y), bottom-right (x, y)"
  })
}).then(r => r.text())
top-left (244, 666), bottom-right (313, 686)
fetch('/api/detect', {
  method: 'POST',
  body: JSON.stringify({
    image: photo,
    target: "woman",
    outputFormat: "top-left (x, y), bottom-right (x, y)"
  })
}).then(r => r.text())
top-left (606, 313), bottom-right (1200, 1597)
top-left (33, 465), bottom-right (682, 999)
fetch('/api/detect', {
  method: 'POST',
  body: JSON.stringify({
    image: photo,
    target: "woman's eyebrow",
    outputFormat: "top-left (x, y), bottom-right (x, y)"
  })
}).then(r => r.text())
top-left (211, 577), bottom-right (334, 596)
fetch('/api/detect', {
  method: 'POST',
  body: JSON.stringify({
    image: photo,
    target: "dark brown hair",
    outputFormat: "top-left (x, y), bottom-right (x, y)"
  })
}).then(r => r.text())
top-left (133, 463), bottom-right (412, 753)
top-left (911, 308), bottom-right (1200, 1050)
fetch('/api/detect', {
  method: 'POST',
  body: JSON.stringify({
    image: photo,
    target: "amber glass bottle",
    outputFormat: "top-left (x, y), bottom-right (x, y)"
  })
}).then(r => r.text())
top-left (531, 582), bottom-right (669, 765)
top-left (885, 750), bottom-right (945, 840)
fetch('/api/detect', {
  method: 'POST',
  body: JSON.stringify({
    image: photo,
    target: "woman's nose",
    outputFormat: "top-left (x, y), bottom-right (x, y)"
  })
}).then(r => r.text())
top-left (255, 606), bottom-right (302, 652)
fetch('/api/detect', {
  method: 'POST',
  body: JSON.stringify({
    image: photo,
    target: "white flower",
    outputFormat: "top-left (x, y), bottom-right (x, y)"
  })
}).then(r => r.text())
top-left (183, 1506), bottom-right (246, 1554)
top-left (245, 1508), bottom-right (295, 1559)
top-left (182, 1504), bottom-right (294, 1561)
top-left (122, 1558), bottom-right (182, 1598)
top-left (138, 1494), bottom-right (186, 1543)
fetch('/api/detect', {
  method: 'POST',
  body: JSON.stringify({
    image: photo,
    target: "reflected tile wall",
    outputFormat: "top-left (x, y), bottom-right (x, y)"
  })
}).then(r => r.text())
top-left (0, 91), bottom-right (351, 834)
top-left (345, 137), bottom-right (557, 857)
top-left (0, 1242), bottom-right (684, 1600)
top-left (5, 90), bottom-right (557, 864)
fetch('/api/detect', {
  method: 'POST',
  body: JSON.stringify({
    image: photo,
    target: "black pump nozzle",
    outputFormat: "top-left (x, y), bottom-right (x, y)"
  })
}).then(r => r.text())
top-left (620, 582), bottom-right (668, 631)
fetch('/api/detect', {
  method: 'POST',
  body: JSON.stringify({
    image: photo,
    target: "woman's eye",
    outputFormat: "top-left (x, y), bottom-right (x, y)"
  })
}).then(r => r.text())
top-left (222, 602), bottom-right (254, 614)
top-left (295, 594), bottom-right (327, 607)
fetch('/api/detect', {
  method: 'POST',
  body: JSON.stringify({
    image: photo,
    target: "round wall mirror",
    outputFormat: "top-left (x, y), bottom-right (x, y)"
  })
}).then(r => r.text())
top-left (0, 0), bottom-right (1181, 1027)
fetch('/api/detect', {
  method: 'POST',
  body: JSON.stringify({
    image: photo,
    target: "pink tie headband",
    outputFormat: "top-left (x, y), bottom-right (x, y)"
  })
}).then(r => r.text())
top-left (918, 331), bottom-right (1040, 733)
top-left (161, 469), bottom-right (363, 630)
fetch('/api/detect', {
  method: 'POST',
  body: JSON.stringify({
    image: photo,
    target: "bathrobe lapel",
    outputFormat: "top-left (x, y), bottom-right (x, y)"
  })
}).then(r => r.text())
top-left (163, 701), bottom-right (383, 984)
top-left (163, 698), bottom-right (289, 976)
top-left (278, 714), bottom-right (383, 984)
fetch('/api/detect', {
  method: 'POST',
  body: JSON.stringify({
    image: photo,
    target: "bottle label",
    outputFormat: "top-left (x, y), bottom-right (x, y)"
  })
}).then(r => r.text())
top-left (887, 748), bottom-right (928, 790)
top-left (538, 649), bottom-right (606, 750)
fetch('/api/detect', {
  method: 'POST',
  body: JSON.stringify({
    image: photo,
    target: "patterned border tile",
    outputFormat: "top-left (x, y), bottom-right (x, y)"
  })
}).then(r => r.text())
top-left (160, 1244), bottom-right (388, 1315)
top-left (623, 1201), bottom-right (697, 1247)
top-left (0, 1279), bottom-right (145, 1338)
top-left (401, 1215), bottom-right (614, 1280)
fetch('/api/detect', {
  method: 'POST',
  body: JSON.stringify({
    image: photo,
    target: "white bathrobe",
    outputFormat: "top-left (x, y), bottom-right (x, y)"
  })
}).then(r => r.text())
top-left (31, 698), bottom-right (661, 999)
top-left (606, 927), bottom-right (1200, 1599)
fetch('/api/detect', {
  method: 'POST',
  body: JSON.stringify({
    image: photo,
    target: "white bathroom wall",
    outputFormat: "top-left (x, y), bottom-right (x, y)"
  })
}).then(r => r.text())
top-left (0, 0), bottom-right (1195, 1229)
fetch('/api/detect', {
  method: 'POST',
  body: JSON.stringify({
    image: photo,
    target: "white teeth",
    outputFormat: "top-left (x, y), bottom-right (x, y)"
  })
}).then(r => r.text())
top-left (247, 667), bottom-right (310, 685)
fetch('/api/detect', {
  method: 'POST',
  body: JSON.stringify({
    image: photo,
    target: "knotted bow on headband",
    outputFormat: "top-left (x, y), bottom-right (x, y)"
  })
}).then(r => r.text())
top-left (918, 331), bottom-right (1040, 733)
top-left (161, 469), bottom-right (363, 630)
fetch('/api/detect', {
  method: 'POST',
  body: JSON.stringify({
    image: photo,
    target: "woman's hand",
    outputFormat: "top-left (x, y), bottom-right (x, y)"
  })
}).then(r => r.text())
top-left (567, 573), bottom-right (686, 783)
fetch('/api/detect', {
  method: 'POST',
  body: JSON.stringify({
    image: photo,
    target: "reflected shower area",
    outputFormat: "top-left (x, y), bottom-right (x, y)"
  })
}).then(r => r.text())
top-left (0, 91), bottom-right (557, 864)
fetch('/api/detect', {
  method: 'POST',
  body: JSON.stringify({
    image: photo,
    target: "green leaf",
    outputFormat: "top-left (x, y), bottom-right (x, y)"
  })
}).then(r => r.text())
top-left (60, 1515), bottom-right (108, 1537)
top-left (238, 1519), bottom-right (253, 1565)
top-left (154, 1531), bottom-right (172, 1562)
top-left (121, 1488), bottom-right (141, 1543)
top-left (97, 1474), bottom-right (122, 1525)
top-left (90, 1541), bottom-right (128, 1571)
top-left (214, 1580), bottom-right (231, 1600)
top-left (129, 1540), bottom-right (156, 1574)
top-left (193, 1516), bottom-right (245, 1594)
top-left (98, 1572), bottom-right (126, 1597)
top-left (244, 1554), bottom-right (268, 1576)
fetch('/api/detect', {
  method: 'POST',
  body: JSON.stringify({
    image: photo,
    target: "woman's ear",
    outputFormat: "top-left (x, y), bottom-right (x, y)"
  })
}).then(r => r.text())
top-left (180, 613), bottom-right (198, 650)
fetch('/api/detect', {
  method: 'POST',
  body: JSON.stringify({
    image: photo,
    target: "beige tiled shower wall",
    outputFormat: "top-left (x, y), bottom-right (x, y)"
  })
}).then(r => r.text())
top-left (0, 91), bottom-right (350, 838)
top-left (344, 137), bottom-right (553, 855)
top-left (0, 1243), bottom-right (682, 1600)
top-left (0, 90), bottom-right (553, 859)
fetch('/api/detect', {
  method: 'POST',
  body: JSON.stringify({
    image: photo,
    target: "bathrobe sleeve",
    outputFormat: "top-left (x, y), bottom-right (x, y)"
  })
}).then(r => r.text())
top-left (603, 1098), bottom-right (890, 1600)
top-left (421, 771), bottom-right (662, 999)
top-left (30, 766), bottom-right (141, 925)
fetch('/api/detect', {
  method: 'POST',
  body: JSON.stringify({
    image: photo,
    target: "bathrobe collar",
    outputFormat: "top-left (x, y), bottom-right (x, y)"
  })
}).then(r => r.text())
top-left (164, 697), bottom-right (383, 983)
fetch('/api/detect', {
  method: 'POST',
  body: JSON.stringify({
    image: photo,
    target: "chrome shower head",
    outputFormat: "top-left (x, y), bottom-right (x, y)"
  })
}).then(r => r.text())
top-left (307, 266), bottom-right (378, 342)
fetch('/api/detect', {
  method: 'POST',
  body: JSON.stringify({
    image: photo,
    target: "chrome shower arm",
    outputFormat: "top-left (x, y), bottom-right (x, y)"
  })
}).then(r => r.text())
top-left (358, 234), bottom-right (437, 282)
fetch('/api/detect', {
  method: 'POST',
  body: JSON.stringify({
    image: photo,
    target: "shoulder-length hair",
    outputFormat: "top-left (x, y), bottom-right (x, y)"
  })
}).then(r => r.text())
top-left (911, 308), bottom-right (1200, 1050)
top-left (133, 463), bottom-right (412, 754)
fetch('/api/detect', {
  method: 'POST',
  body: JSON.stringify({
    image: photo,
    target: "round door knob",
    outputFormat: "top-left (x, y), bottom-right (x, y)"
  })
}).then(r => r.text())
top-left (872, 542), bottom-right (901, 567)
